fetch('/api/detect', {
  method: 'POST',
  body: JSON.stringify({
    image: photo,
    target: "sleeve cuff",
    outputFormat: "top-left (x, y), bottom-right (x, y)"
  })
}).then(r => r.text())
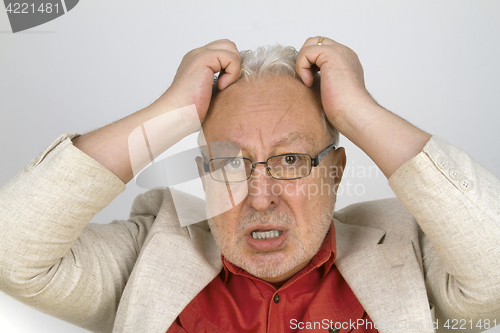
top-left (388, 135), bottom-right (500, 226)
top-left (21, 133), bottom-right (126, 213)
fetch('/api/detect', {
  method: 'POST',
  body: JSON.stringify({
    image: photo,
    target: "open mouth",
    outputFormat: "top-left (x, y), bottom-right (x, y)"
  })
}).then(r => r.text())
top-left (246, 227), bottom-right (288, 252)
top-left (251, 230), bottom-right (284, 240)
top-left (244, 223), bottom-right (289, 252)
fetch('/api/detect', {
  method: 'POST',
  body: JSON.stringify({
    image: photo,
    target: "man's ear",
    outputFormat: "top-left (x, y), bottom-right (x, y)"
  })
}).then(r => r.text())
top-left (331, 147), bottom-right (346, 187)
top-left (195, 156), bottom-right (207, 193)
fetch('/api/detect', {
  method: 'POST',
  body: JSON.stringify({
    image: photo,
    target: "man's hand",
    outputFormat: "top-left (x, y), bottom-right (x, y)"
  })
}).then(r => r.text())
top-left (296, 36), bottom-right (376, 133)
top-left (155, 39), bottom-right (241, 122)
top-left (73, 39), bottom-right (241, 183)
top-left (296, 36), bottom-right (431, 178)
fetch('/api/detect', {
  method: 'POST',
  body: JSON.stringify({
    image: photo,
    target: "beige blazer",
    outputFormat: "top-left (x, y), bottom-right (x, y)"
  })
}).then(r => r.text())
top-left (0, 135), bottom-right (499, 333)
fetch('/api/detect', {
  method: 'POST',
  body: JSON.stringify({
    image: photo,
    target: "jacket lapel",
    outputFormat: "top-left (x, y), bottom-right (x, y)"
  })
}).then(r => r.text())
top-left (113, 209), bottom-right (222, 333)
top-left (334, 220), bottom-right (435, 333)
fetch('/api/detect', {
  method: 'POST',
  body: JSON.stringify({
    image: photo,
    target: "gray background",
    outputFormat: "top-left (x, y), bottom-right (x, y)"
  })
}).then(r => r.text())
top-left (1, 0), bottom-right (500, 332)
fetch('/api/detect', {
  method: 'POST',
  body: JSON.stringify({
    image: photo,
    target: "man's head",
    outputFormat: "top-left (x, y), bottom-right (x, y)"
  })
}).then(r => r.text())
top-left (199, 45), bottom-right (346, 283)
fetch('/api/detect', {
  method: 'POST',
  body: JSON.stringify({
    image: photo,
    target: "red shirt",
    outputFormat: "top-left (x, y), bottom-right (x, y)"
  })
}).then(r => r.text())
top-left (168, 223), bottom-right (378, 332)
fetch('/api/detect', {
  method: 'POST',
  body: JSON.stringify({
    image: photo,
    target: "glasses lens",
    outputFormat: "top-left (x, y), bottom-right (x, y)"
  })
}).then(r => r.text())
top-left (210, 157), bottom-right (250, 182)
top-left (267, 154), bottom-right (311, 179)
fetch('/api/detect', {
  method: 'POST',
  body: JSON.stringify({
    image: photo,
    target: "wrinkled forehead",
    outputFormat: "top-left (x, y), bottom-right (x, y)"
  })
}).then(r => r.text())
top-left (202, 76), bottom-right (325, 152)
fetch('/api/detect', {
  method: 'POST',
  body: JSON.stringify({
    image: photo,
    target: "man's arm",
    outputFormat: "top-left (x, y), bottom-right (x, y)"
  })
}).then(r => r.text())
top-left (296, 36), bottom-right (500, 324)
top-left (73, 39), bottom-right (241, 183)
top-left (296, 36), bottom-right (431, 178)
top-left (390, 136), bottom-right (500, 329)
top-left (0, 40), bottom-right (241, 331)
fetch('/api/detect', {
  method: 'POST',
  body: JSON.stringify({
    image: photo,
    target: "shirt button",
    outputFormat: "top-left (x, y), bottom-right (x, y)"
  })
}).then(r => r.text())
top-left (328, 327), bottom-right (339, 333)
top-left (449, 169), bottom-right (461, 180)
top-left (437, 157), bottom-right (449, 170)
top-left (273, 294), bottom-right (280, 303)
top-left (459, 178), bottom-right (472, 191)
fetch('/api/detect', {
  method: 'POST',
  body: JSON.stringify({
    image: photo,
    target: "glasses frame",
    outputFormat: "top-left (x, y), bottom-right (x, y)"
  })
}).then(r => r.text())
top-left (203, 143), bottom-right (336, 183)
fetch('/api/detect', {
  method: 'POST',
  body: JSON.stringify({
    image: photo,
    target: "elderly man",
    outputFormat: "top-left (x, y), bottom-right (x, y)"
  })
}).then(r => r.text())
top-left (0, 37), bottom-right (499, 333)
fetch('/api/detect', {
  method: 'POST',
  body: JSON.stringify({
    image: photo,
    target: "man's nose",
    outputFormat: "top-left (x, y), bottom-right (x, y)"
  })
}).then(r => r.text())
top-left (246, 164), bottom-right (280, 211)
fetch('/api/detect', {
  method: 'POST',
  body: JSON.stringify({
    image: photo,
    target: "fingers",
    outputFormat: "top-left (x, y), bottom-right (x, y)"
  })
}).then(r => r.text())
top-left (202, 39), bottom-right (241, 90)
top-left (216, 51), bottom-right (241, 90)
top-left (296, 36), bottom-right (337, 87)
top-left (203, 39), bottom-right (239, 53)
top-left (294, 36), bottom-right (371, 130)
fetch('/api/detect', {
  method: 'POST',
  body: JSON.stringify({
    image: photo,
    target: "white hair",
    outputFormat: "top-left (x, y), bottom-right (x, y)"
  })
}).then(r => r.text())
top-left (209, 44), bottom-right (339, 146)
top-left (239, 45), bottom-right (300, 81)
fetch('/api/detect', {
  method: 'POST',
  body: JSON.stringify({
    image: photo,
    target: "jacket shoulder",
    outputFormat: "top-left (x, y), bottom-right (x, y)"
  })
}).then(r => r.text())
top-left (334, 198), bottom-right (420, 242)
top-left (138, 187), bottom-right (210, 232)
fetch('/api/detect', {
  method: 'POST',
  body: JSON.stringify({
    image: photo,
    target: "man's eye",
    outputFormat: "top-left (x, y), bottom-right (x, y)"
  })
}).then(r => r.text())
top-left (228, 159), bottom-right (242, 169)
top-left (283, 155), bottom-right (298, 165)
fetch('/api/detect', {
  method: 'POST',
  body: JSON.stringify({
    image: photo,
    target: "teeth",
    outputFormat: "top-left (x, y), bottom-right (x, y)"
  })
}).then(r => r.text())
top-left (251, 230), bottom-right (282, 240)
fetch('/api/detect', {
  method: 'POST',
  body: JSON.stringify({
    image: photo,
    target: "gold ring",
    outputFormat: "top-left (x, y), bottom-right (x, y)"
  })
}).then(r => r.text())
top-left (317, 37), bottom-right (324, 45)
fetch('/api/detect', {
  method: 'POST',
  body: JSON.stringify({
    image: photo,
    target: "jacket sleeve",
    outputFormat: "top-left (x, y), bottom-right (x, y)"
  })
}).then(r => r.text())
top-left (0, 134), bottom-right (159, 333)
top-left (389, 136), bottom-right (500, 331)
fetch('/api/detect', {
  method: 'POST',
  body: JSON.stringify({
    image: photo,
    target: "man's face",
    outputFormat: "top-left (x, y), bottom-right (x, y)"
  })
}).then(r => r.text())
top-left (201, 76), bottom-right (345, 283)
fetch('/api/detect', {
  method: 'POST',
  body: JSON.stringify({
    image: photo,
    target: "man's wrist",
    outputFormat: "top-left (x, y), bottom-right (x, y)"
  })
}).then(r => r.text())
top-left (334, 101), bottom-right (431, 178)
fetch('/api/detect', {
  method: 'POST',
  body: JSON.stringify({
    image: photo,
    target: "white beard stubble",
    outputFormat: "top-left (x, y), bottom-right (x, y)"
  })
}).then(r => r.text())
top-left (208, 201), bottom-right (334, 280)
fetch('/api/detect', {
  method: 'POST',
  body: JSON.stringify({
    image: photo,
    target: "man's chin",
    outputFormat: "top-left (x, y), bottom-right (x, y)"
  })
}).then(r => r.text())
top-left (237, 251), bottom-right (305, 280)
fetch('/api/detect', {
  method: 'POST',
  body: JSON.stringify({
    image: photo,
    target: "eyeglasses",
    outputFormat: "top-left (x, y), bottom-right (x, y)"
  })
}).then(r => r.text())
top-left (203, 144), bottom-right (336, 183)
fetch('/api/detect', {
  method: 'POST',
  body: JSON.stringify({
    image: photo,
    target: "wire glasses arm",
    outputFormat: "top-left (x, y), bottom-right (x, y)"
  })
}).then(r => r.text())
top-left (311, 144), bottom-right (336, 167)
